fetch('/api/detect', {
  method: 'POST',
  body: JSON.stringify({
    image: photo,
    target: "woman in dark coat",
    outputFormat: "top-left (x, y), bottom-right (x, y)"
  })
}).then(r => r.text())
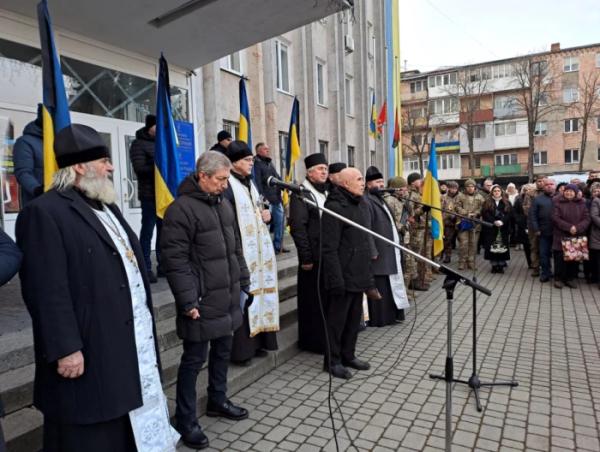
top-left (552, 184), bottom-right (591, 289)
top-left (588, 183), bottom-right (600, 286)
top-left (481, 185), bottom-right (512, 273)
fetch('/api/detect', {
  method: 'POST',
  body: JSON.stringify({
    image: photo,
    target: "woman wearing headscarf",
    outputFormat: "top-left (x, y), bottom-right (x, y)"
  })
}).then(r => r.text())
top-left (481, 185), bottom-right (512, 273)
top-left (552, 184), bottom-right (590, 289)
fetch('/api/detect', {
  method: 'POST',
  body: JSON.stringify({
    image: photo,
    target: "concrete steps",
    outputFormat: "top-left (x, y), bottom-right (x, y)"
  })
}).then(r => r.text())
top-left (1, 238), bottom-right (301, 452)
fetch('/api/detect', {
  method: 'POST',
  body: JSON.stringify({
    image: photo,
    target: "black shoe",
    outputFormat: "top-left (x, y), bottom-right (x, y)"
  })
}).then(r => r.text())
top-left (565, 280), bottom-right (577, 289)
top-left (206, 399), bottom-right (249, 420)
top-left (491, 266), bottom-right (497, 273)
top-left (148, 271), bottom-right (158, 284)
top-left (178, 424), bottom-right (209, 450)
top-left (156, 267), bottom-right (166, 278)
top-left (327, 364), bottom-right (352, 379)
top-left (255, 349), bottom-right (268, 358)
top-left (358, 322), bottom-right (367, 332)
top-left (343, 358), bottom-right (370, 371)
top-left (540, 276), bottom-right (550, 283)
top-left (497, 267), bottom-right (504, 274)
top-left (233, 358), bottom-right (252, 367)
top-left (443, 256), bottom-right (451, 264)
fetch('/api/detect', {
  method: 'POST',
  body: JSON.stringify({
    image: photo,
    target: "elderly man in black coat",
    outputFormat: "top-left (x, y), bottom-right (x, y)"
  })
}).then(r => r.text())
top-left (161, 150), bottom-right (250, 450)
top-left (16, 124), bottom-right (177, 452)
top-left (364, 166), bottom-right (408, 326)
top-left (322, 167), bottom-right (375, 379)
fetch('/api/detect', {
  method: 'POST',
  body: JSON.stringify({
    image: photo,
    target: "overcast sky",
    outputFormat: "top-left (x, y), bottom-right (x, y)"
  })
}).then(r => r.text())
top-left (400, 0), bottom-right (600, 72)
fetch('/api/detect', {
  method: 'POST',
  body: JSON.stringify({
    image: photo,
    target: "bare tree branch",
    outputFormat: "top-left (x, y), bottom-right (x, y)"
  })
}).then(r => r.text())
top-left (574, 71), bottom-right (600, 171)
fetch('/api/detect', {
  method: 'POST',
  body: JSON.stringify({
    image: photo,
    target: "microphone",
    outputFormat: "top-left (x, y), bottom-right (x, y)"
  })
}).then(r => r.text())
top-left (267, 176), bottom-right (310, 195)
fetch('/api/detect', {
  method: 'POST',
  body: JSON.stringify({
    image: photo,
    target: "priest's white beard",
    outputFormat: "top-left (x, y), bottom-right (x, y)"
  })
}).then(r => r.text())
top-left (78, 165), bottom-right (116, 204)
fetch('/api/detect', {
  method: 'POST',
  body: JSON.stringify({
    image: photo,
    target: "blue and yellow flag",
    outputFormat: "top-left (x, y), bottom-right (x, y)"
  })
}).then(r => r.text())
top-left (422, 138), bottom-right (444, 256)
top-left (238, 78), bottom-right (252, 150)
top-left (154, 54), bottom-right (182, 219)
top-left (283, 97), bottom-right (301, 205)
top-left (37, 0), bottom-right (71, 190)
top-left (369, 93), bottom-right (377, 138)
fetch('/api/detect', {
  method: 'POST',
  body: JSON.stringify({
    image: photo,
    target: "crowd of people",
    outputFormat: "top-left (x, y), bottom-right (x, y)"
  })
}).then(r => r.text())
top-left (3, 111), bottom-right (600, 451)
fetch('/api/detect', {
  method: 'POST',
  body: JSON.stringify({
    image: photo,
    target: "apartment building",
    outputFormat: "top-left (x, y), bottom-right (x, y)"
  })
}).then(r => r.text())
top-left (401, 42), bottom-right (600, 182)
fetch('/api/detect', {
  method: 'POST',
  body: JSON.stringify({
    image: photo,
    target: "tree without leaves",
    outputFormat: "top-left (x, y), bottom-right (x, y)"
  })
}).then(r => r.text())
top-left (401, 102), bottom-right (431, 177)
top-left (574, 71), bottom-right (600, 171)
top-left (511, 56), bottom-right (559, 181)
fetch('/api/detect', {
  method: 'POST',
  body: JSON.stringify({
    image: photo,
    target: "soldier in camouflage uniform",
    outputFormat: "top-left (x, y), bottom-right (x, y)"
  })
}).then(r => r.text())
top-left (405, 172), bottom-right (432, 289)
top-left (454, 178), bottom-right (485, 270)
top-left (383, 176), bottom-right (413, 295)
top-left (441, 180), bottom-right (460, 263)
top-left (523, 174), bottom-right (546, 276)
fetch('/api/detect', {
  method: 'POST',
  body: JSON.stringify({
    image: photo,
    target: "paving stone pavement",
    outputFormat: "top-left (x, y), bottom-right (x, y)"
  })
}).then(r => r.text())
top-left (178, 252), bottom-right (600, 451)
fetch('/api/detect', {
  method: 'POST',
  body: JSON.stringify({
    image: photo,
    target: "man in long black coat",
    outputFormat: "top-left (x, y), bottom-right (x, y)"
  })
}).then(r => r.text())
top-left (289, 153), bottom-right (329, 354)
top-left (16, 124), bottom-right (174, 452)
top-left (322, 168), bottom-right (374, 379)
top-left (364, 166), bottom-right (404, 326)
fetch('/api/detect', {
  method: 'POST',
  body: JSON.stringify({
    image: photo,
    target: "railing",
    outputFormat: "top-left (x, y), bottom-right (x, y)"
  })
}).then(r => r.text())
top-left (494, 164), bottom-right (522, 175)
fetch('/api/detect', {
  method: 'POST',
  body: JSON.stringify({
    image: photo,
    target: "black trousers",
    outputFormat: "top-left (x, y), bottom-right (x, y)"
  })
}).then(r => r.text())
top-left (553, 250), bottom-right (579, 282)
top-left (43, 415), bottom-right (136, 452)
top-left (325, 291), bottom-right (362, 365)
top-left (175, 335), bottom-right (232, 431)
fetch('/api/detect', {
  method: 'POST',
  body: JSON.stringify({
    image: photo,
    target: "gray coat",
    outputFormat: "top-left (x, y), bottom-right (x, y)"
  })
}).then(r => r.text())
top-left (589, 197), bottom-right (600, 250)
top-left (365, 191), bottom-right (398, 276)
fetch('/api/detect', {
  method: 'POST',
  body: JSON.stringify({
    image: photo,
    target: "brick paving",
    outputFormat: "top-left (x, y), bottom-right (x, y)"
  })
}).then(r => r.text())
top-left (179, 252), bottom-right (600, 451)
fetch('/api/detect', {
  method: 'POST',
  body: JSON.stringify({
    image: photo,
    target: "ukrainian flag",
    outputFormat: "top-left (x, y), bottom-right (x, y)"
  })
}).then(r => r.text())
top-left (154, 54), bottom-right (182, 219)
top-left (369, 93), bottom-right (377, 138)
top-left (283, 98), bottom-right (301, 205)
top-left (37, 0), bottom-right (71, 191)
top-left (238, 78), bottom-right (252, 149)
top-left (422, 138), bottom-right (444, 256)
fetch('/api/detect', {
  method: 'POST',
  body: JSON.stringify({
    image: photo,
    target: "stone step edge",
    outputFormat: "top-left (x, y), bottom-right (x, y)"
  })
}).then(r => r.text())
top-left (1, 324), bottom-right (300, 452)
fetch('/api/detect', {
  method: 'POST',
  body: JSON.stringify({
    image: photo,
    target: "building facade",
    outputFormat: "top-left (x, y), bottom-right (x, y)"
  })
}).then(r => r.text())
top-left (401, 42), bottom-right (600, 183)
top-left (0, 0), bottom-right (394, 238)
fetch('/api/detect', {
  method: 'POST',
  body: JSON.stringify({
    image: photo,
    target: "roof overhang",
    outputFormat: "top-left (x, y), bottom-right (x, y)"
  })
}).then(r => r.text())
top-left (2, 0), bottom-right (352, 70)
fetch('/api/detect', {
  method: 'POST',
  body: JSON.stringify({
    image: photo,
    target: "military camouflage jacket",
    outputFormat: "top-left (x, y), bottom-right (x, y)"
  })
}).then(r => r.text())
top-left (407, 187), bottom-right (427, 229)
top-left (441, 193), bottom-right (459, 227)
top-left (454, 191), bottom-right (485, 231)
top-left (383, 193), bottom-right (411, 235)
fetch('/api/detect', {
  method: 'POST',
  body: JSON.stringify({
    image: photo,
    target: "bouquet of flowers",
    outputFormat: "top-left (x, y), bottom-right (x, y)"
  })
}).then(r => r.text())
top-left (561, 236), bottom-right (589, 262)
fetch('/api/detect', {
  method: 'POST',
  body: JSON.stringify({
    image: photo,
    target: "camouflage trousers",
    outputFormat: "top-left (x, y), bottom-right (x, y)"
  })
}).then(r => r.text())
top-left (406, 228), bottom-right (433, 284)
top-left (443, 226), bottom-right (456, 259)
top-left (457, 229), bottom-right (480, 268)
top-left (528, 229), bottom-right (539, 270)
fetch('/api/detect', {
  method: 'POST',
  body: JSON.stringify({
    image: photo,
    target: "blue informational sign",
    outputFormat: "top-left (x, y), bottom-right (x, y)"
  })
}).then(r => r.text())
top-left (175, 120), bottom-right (196, 177)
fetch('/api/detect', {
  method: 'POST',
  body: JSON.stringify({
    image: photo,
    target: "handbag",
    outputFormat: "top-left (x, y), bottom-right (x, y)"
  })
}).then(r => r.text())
top-left (561, 236), bottom-right (589, 262)
top-left (490, 230), bottom-right (508, 254)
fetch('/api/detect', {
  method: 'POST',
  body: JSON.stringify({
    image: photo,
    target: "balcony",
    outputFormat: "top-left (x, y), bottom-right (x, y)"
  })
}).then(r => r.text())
top-left (494, 164), bottom-right (522, 175)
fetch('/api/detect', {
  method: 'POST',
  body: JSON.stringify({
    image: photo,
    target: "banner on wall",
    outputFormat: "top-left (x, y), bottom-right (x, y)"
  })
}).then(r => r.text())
top-left (174, 120), bottom-right (196, 177)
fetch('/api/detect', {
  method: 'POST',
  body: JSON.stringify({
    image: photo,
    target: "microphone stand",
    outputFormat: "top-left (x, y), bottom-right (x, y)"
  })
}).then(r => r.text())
top-left (398, 192), bottom-right (518, 412)
top-left (294, 191), bottom-right (491, 452)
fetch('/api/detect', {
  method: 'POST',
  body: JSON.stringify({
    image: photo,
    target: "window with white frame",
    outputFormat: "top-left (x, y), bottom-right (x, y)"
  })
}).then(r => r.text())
top-left (275, 40), bottom-right (290, 93)
top-left (564, 56), bottom-right (579, 72)
top-left (491, 63), bottom-right (514, 79)
top-left (410, 80), bottom-right (425, 93)
top-left (367, 22), bottom-right (375, 59)
top-left (495, 153), bottom-right (517, 166)
top-left (563, 87), bottom-right (579, 103)
top-left (370, 150), bottom-right (376, 166)
top-left (316, 61), bottom-right (327, 106)
top-left (278, 131), bottom-right (289, 177)
top-left (404, 157), bottom-right (427, 173)
top-left (494, 121), bottom-right (517, 136)
top-left (534, 122), bottom-right (548, 136)
top-left (427, 72), bottom-right (457, 88)
top-left (220, 52), bottom-right (242, 73)
top-left (467, 156), bottom-right (482, 169)
top-left (538, 92), bottom-right (549, 106)
top-left (319, 140), bottom-right (328, 157)
top-left (494, 95), bottom-right (518, 111)
top-left (222, 120), bottom-right (239, 140)
top-left (564, 118), bottom-right (579, 133)
top-left (533, 150), bottom-right (548, 166)
top-left (438, 153), bottom-right (460, 170)
top-left (429, 97), bottom-right (458, 115)
top-left (565, 149), bottom-right (579, 164)
top-left (347, 145), bottom-right (356, 167)
top-left (473, 124), bottom-right (486, 139)
top-left (409, 106), bottom-right (426, 119)
top-left (345, 76), bottom-right (354, 115)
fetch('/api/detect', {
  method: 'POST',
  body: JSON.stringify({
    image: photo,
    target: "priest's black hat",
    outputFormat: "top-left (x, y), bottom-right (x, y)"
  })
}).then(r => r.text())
top-left (329, 162), bottom-right (347, 174)
top-left (54, 124), bottom-right (110, 169)
top-left (365, 166), bottom-right (384, 182)
top-left (226, 140), bottom-right (253, 163)
top-left (304, 153), bottom-right (328, 170)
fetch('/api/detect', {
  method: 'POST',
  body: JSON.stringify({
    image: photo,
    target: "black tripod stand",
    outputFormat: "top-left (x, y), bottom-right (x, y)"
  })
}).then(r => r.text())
top-left (396, 191), bottom-right (519, 411)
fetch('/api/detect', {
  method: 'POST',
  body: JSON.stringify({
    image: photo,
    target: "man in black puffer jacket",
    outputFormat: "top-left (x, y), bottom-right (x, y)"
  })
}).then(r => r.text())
top-left (160, 151), bottom-right (250, 450)
top-left (130, 114), bottom-right (161, 282)
top-left (322, 167), bottom-right (375, 380)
